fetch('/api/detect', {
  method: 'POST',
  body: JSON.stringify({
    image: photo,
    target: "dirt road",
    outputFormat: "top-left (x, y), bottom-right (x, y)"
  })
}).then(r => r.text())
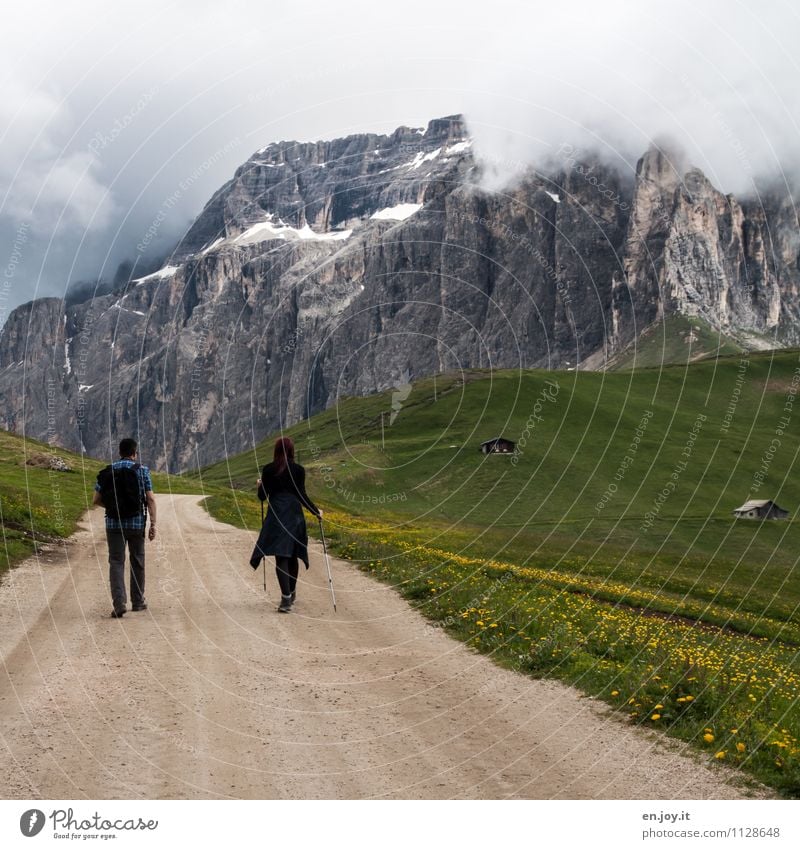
top-left (0, 495), bottom-right (766, 799)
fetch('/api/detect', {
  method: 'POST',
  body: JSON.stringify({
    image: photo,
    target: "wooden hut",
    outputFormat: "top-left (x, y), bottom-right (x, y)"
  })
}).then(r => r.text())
top-left (732, 499), bottom-right (788, 520)
top-left (479, 437), bottom-right (516, 455)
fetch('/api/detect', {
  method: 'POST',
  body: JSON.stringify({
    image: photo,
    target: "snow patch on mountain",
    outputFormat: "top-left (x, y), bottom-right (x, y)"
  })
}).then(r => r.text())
top-left (134, 265), bottom-right (180, 286)
top-left (371, 203), bottom-right (423, 221)
top-left (235, 218), bottom-right (352, 244)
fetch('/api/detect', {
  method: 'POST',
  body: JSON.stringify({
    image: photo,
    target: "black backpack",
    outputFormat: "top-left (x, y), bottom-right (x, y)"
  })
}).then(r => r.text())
top-left (96, 464), bottom-right (145, 520)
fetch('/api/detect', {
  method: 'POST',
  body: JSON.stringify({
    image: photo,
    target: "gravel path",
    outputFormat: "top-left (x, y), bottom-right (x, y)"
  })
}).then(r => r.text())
top-left (0, 495), bottom-right (768, 799)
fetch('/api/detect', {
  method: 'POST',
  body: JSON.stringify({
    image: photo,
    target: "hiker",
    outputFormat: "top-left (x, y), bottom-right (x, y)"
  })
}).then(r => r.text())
top-left (92, 438), bottom-right (156, 618)
top-left (250, 436), bottom-right (322, 612)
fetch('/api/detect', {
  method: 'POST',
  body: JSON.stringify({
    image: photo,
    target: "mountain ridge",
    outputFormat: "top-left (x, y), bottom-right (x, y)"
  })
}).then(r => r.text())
top-left (1, 114), bottom-right (798, 470)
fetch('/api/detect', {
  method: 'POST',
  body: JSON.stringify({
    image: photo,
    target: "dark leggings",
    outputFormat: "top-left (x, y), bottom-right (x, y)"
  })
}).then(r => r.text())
top-left (275, 556), bottom-right (299, 596)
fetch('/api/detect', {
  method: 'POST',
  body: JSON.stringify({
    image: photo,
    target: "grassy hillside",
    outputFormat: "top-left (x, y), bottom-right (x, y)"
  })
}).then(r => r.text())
top-left (199, 349), bottom-right (800, 632)
top-left (606, 314), bottom-right (744, 371)
top-left (0, 430), bottom-right (205, 578)
top-left (197, 349), bottom-right (800, 794)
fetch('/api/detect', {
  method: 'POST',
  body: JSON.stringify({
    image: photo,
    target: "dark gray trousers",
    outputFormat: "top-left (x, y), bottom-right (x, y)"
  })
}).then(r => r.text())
top-left (107, 528), bottom-right (145, 612)
top-left (275, 555), bottom-right (299, 597)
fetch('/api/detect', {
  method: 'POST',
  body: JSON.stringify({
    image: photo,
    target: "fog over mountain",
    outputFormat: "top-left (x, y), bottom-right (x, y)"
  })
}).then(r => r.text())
top-left (2, 0), bottom-right (798, 325)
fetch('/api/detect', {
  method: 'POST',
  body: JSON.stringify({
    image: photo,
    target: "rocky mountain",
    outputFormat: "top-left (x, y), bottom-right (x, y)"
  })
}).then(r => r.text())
top-left (2, 115), bottom-right (798, 470)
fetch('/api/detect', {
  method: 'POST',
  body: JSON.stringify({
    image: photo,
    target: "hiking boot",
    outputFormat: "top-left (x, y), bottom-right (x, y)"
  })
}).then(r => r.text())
top-left (278, 595), bottom-right (293, 613)
top-left (111, 608), bottom-right (125, 619)
top-left (132, 602), bottom-right (148, 612)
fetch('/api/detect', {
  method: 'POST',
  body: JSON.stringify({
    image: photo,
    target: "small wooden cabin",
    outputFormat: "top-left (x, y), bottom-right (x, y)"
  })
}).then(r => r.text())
top-left (732, 499), bottom-right (788, 520)
top-left (480, 437), bottom-right (516, 455)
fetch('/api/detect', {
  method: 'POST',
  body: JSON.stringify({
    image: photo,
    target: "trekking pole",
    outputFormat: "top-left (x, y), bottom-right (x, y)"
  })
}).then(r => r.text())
top-left (261, 499), bottom-right (266, 593)
top-left (318, 516), bottom-right (337, 613)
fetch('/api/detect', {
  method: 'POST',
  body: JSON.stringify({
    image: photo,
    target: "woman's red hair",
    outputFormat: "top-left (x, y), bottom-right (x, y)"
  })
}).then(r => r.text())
top-left (273, 436), bottom-right (295, 476)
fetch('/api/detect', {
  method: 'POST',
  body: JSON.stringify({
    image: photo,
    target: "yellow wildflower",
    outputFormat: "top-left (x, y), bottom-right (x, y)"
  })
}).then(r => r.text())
top-left (703, 733), bottom-right (715, 744)
top-left (715, 751), bottom-right (726, 760)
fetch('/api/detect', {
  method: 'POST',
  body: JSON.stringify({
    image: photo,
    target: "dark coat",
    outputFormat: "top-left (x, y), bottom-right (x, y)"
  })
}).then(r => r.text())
top-left (250, 461), bottom-right (320, 569)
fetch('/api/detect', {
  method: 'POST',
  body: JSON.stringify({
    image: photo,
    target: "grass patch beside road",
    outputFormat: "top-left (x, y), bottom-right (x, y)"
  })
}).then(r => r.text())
top-left (0, 430), bottom-right (207, 579)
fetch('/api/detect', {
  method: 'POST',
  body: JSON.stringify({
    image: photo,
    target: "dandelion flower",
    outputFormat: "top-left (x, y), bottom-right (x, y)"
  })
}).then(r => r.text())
top-left (736, 742), bottom-right (746, 753)
top-left (715, 751), bottom-right (726, 760)
top-left (703, 733), bottom-right (715, 744)
top-left (654, 704), bottom-right (664, 710)
top-left (651, 714), bottom-right (661, 721)
top-left (611, 691), bottom-right (619, 697)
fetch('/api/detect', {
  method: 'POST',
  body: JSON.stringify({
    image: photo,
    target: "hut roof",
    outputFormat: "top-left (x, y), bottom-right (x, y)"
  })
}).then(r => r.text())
top-left (734, 499), bottom-right (773, 511)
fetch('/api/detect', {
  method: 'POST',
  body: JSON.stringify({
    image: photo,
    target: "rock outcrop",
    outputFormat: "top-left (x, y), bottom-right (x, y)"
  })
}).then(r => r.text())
top-left (1, 116), bottom-right (798, 470)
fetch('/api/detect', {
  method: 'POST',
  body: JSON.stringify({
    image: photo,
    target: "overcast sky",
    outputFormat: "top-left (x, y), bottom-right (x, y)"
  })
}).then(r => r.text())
top-left (2, 0), bottom-right (798, 322)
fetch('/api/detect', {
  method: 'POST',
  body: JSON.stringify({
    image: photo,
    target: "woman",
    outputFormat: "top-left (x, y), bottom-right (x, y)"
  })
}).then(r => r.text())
top-left (250, 436), bottom-right (323, 612)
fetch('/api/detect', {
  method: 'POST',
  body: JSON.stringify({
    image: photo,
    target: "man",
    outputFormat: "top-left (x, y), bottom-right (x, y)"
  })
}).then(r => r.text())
top-left (93, 438), bottom-right (157, 618)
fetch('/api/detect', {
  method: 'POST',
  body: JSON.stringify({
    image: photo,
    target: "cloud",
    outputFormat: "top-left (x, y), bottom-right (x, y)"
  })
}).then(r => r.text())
top-left (459, 1), bottom-right (800, 194)
top-left (0, 75), bottom-right (117, 231)
top-left (1, 0), bottom-right (798, 319)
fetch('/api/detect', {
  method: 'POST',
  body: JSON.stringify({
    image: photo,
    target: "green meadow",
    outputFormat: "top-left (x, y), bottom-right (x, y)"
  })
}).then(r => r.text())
top-left (200, 348), bottom-right (800, 636)
top-left (4, 346), bottom-right (800, 793)
top-left (198, 348), bottom-right (800, 794)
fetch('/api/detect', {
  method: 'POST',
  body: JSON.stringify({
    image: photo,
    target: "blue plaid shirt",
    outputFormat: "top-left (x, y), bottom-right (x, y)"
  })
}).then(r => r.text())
top-left (95, 459), bottom-right (153, 531)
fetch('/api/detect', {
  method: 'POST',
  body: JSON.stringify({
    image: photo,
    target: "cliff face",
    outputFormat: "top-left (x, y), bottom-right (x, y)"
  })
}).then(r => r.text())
top-left (612, 148), bottom-right (800, 352)
top-left (2, 116), bottom-right (798, 470)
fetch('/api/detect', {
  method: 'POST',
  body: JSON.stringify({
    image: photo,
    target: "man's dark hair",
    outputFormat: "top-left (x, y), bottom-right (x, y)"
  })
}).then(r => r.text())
top-left (119, 438), bottom-right (138, 458)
